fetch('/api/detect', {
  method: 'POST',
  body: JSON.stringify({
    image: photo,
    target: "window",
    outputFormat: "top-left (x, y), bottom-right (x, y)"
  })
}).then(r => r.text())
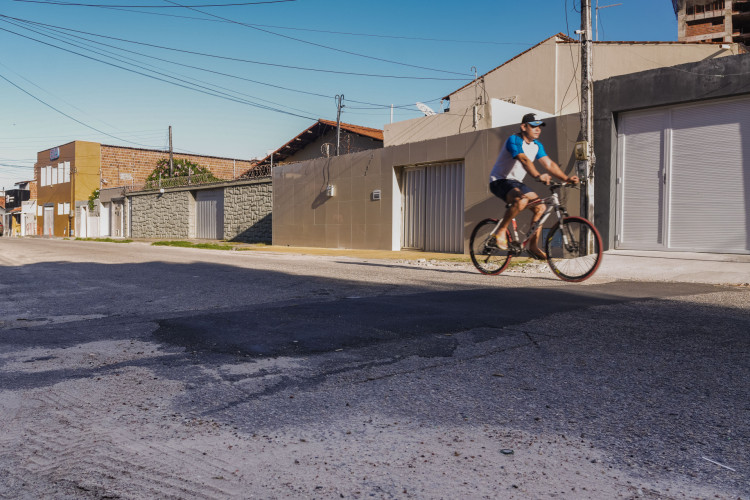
top-left (46, 166), bottom-right (52, 186)
top-left (63, 202), bottom-right (70, 215)
top-left (57, 203), bottom-right (63, 215)
top-left (40, 167), bottom-right (46, 187)
top-left (63, 162), bottom-right (70, 182)
top-left (37, 205), bottom-right (43, 216)
top-left (52, 167), bottom-right (59, 185)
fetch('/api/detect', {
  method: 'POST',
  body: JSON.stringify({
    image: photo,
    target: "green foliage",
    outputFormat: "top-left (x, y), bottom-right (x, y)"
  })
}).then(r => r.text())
top-left (76, 238), bottom-right (133, 243)
top-left (151, 240), bottom-right (234, 251)
top-left (88, 189), bottom-right (100, 211)
top-left (146, 158), bottom-right (220, 186)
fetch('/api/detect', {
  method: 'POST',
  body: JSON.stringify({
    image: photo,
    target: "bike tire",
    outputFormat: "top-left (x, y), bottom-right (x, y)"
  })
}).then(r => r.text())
top-left (469, 218), bottom-right (513, 275)
top-left (545, 216), bottom-right (603, 282)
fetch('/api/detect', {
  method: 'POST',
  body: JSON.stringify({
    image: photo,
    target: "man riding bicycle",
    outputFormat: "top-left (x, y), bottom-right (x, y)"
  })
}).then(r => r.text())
top-left (489, 113), bottom-right (579, 260)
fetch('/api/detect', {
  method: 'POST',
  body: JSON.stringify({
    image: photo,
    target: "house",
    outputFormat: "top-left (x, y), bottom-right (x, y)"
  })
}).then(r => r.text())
top-left (594, 52), bottom-right (750, 254)
top-left (384, 34), bottom-right (746, 146)
top-left (2, 181), bottom-right (34, 237)
top-left (273, 35), bottom-right (750, 255)
top-left (674, 0), bottom-right (750, 45)
top-left (247, 119), bottom-right (384, 171)
top-left (34, 141), bottom-right (255, 237)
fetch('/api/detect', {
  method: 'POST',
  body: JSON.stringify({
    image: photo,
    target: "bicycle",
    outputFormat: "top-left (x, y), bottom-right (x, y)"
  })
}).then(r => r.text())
top-left (469, 181), bottom-right (603, 282)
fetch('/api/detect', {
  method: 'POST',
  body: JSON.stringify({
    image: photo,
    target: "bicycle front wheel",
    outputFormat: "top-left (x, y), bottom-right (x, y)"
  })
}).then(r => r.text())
top-left (470, 218), bottom-right (512, 275)
top-left (545, 216), bottom-right (603, 282)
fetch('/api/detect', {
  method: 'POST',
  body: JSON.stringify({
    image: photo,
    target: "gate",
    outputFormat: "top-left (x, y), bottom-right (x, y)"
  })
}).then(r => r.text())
top-left (401, 161), bottom-right (465, 253)
top-left (196, 189), bottom-right (224, 240)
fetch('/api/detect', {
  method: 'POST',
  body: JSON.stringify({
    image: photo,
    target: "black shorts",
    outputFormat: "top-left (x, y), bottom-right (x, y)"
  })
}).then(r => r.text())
top-left (489, 179), bottom-right (533, 202)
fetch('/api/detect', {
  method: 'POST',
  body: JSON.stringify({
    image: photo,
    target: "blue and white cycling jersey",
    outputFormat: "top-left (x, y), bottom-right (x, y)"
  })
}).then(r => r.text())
top-left (489, 133), bottom-right (548, 183)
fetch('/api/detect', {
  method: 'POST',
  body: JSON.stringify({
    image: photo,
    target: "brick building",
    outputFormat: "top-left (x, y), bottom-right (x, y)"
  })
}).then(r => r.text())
top-left (34, 141), bottom-right (255, 237)
top-left (673, 0), bottom-right (750, 45)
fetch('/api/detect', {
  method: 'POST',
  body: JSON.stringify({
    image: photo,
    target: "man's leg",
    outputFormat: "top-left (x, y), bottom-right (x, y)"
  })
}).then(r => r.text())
top-left (492, 189), bottom-right (528, 249)
top-left (526, 195), bottom-right (547, 258)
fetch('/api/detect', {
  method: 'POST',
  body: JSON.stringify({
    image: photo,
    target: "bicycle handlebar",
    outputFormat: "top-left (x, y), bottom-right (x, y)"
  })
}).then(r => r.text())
top-left (536, 179), bottom-right (580, 189)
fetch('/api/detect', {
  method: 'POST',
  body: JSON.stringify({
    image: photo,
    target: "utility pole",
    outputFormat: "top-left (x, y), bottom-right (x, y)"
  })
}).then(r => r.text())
top-left (579, 0), bottom-right (595, 227)
top-left (168, 125), bottom-right (174, 177)
top-left (335, 94), bottom-right (344, 156)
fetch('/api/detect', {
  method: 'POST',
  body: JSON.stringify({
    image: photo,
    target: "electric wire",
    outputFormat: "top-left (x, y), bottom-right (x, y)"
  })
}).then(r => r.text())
top-left (0, 24), bottom-right (320, 121)
top-left (10, 3), bottom-right (532, 47)
top-left (0, 15), bottom-right (443, 110)
top-left (12, 0), bottom-right (296, 6)
top-left (3, 18), bottom-right (318, 116)
top-left (0, 70), bottom-right (166, 148)
top-left (0, 15), bottom-right (466, 82)
top-left (162, 0), bottom-right (472, 77)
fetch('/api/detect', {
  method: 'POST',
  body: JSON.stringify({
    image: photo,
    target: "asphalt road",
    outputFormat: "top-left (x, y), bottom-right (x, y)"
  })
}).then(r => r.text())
top-left (0, 238), bottom-right (747, 499)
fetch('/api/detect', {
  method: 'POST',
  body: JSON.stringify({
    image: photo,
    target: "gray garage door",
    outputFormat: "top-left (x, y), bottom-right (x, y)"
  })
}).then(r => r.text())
top-left (617, 97), bottom-right (750, 254)
top-left (196, 189), bottom-right (224, 240)
top-left (401, 161), bottom-right (465, 253)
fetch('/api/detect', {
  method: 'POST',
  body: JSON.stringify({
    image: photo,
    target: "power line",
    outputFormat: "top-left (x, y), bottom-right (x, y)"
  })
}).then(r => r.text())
top-left (0, 15), bottom-right (468, 81)
top-left (162, 0), bottom-right (472, 77)
top-left (0, 24), bottom-right (320, 121)
top-left (1, 15), bottom-right (443, 110)
top-left (12, 0), bottom-right (296, 6)
top-left (15, 2), bottom-right (531, 47)
top-left (0, 70), bottom-right (168, 148)
top-left (3, 18), bottom-right (318, 116)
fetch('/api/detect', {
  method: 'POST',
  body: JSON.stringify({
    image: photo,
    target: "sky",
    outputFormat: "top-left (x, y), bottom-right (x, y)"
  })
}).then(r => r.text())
top-left (0, 0), bottom-right (679, 190)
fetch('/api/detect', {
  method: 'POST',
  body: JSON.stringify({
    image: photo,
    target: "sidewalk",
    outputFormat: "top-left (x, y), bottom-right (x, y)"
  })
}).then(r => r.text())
top-left (77, 237), bottom-right (750, 285)
top-left (596, 249), bottom-right (750, 285)
top-left (231, 243), bottom-right (750, 285)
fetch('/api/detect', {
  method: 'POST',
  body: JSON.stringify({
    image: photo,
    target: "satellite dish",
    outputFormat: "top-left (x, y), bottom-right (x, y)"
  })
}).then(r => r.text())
top-left (416, 102), bottom-right (437, 116)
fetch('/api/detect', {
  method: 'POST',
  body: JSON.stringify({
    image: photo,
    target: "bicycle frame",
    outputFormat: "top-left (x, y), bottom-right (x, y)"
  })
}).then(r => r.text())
top-left (493, 191), bottom-right (568, 253)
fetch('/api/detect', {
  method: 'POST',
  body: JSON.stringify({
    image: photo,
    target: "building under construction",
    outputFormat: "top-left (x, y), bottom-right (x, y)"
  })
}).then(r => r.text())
top-left (673, 0), bottom-right (750, 45)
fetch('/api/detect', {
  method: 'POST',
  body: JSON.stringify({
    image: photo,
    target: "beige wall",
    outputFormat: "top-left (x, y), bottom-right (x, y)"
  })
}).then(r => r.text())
top-left (385, 40), bottom-right (741, 146)
top-left (274, 115), bottom-right (581, 253)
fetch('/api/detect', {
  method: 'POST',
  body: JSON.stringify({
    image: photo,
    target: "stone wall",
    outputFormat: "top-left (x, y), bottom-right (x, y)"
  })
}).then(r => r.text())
top-left (129, 190), bottom-right (194, 239)
top-left (224, 180), bottom-right (272, 243)
top-left (126, 179), bottom-right (272, 243)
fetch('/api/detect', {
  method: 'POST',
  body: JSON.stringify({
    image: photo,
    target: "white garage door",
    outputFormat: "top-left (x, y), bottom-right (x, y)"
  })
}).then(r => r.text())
top-left (617, 97), bottom-right (750, 254)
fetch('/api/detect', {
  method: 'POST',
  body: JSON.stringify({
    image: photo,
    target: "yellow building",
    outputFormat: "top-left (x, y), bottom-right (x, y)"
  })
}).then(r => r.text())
top-left (35, 141), bottom-right (100, 237)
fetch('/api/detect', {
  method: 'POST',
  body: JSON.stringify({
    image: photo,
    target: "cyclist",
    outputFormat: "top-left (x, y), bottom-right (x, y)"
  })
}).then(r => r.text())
top-left (488, 113), bottom-right (578, 259)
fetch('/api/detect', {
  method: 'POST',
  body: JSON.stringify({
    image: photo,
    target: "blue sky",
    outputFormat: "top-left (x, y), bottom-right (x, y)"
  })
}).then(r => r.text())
top-left (0, 0), bottom-right (678, 190)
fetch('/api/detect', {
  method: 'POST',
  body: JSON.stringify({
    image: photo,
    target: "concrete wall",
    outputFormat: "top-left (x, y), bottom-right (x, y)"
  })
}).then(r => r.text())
top-left (273, 115), bottom-right (581, 253)
top-left (593, 53), bottom-right (750, 249)
top-left (127, 179), bottom-right (272, 243)
top-left (224, 180), bottom-right (273, 243)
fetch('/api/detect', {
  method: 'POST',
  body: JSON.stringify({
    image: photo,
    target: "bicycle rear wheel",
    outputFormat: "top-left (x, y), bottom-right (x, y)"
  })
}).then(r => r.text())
top-left (545, 216), bottom-right (603, 282)
top-left (470, 218), bottom-right (513, 275)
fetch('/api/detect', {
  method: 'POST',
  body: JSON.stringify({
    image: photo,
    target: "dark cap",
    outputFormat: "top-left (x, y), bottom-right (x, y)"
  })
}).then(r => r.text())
top-left (522, 113), bottom-right (546, 127)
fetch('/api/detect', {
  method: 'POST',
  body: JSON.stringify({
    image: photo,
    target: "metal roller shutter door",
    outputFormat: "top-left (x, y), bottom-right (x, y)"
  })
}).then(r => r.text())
top-left (401, 162), bottom-right (464, 253)
top-left (618, 97), bottom-right (750, 254)
top-left (617, 110), bottom-right (667, 250)
top-left (669, 99), bottom-right (750, 253)
top-left (196, 189), bottom-right (224, 240)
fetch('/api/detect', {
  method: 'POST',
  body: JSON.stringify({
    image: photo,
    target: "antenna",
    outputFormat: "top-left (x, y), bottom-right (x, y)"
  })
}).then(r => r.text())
top-left (595, 0), bottom-right (622, 41)
top-left (416, 102), bottom-right (437, 116)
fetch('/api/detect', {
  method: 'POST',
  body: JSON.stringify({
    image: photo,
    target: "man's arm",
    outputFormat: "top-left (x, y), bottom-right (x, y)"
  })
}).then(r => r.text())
top-left (516, 153), bottom-right (545, 179)
top-left (538, 156), bottom-right (579, 184)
